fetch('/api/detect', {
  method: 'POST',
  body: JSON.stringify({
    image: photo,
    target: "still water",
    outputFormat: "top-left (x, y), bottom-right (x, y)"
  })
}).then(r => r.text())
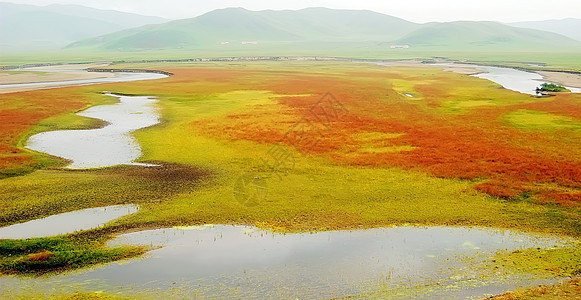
top-left (0, 225), bottom-right (570, 299)
top-left (0, 205), bottom-right (139, 239)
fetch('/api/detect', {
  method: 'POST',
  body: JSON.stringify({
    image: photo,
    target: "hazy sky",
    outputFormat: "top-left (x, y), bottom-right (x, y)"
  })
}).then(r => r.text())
top-left (5, 0), bottom-right (581, 23)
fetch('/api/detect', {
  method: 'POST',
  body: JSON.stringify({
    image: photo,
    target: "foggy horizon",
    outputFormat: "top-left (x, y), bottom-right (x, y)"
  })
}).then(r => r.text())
top-left (3, 0), bottom-right (581, 23)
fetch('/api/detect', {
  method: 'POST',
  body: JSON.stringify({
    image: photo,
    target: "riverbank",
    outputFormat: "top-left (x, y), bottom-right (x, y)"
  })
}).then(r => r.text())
top-left (537, 71), bottom-right (581, 89)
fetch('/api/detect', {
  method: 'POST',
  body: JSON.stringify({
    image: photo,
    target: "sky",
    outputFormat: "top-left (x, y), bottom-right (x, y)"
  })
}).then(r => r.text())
top-left (5, 0), bottom-right (581, 23)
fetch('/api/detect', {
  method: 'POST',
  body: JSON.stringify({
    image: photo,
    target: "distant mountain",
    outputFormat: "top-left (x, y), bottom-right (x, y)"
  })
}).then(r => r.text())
top-left (67, 8), bottom-right (581, 52)
top-left (0, 2), bottom-right (168, 51)
top-left (509, 18), bottom-right (581, 41)
top-left (67, 7), bottom-right (420, 50)
top-left (395, 21), bottom-right (581, 49)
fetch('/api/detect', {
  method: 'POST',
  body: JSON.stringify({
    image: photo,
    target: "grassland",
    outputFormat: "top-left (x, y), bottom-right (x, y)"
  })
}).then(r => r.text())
top-left (492, 279), bottom-right (581, 299)
top-left (3, 46), bottom-right (581, 73)
top-left (1, 61), bottom-right (580, 296)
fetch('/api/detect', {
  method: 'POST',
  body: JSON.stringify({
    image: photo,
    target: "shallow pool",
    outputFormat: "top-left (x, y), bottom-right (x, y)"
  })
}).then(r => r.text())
top-left (0, 204), bottom-right (139, 239)
top-left (0, 224), bottom-right (570, 299)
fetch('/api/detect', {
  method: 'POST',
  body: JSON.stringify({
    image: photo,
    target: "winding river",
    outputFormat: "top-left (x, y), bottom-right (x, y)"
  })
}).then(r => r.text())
top-left (27, 93), bottom-right (160, 169)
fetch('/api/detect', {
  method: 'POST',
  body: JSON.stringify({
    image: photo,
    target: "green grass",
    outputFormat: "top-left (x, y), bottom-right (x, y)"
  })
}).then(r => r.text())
top-left (0, 164), bottom-right (211, 227)
top-left (491, 279), bottom-right (581, 299)
top-left (505, 110), bottom-right (581, 131)
top-left (0, 234), bottom-right (144, 275)
top-left (492, 244), bottom-right (581, 278)
top-left (2, 292), bottom-right (135, 300)
top-left (3, 45), bottom-right (581, 72)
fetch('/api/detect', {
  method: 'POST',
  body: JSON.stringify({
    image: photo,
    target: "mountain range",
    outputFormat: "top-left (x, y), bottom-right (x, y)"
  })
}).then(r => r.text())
top-left (66, 8), bottom-right (420, 50)
top-left (510, 18), bottom-right (581, 41)
top-left (1, 3), bottom-right (580, 53)
top-left (0, 2), bottom-right (168, 51)
top-left (395, 20), bottom-right (580, 47)
top-left (65, 7), bottom-right (581, 51)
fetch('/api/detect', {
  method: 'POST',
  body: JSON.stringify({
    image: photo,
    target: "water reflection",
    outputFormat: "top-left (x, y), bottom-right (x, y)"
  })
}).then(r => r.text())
top-left (0, 225), bottom-right (569, 299)
top-left (0, 205), bottom-right (139, 239)
top-left (26, 94), bottom-right (159, 169)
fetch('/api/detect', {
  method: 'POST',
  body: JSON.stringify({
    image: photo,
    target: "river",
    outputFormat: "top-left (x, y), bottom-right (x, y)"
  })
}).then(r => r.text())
top-left (26, 93), bottom-right (160, 169)
top-left (434, 63), bottom-right (581, 95)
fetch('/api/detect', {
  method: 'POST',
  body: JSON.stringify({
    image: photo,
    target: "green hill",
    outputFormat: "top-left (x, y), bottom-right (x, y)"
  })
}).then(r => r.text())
top-left (65, 8), bottom-right (581, 53)
top-left (396, 21), bottom-right (580, 49)
top-left (0, 2), bottom-right (167, 51)
top-left (67, 7), bottom-right (420, 50)
top-left (509, 18), bottom-right (581, 41)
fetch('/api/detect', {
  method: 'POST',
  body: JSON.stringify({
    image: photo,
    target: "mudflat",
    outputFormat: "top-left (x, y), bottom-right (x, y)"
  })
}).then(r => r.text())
top-left (0, 63), bottom-right (114, 93)
top-left (537, 71), bottom-right (581, 88)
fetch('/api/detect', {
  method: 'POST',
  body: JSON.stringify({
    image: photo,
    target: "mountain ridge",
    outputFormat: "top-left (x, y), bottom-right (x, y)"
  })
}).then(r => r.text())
top-left (67, 7), bottom-right (421, 50)
top-left (0, 2), bottom-right (168, 51)
top-left (509, 18), bottom-right (581, 41)
top-left (2, 4), bottom-right (580, 53)
top-left (396, 20), bottom-right (580, 48)
top-left (67, 7), bottom-right (581, 51)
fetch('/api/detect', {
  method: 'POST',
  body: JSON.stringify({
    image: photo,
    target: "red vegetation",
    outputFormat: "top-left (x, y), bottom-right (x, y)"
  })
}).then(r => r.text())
top-left (0, 88), bottom-right (98, 173)
top-left (474, 181), bottom-right (524, 199)
top-left (194, 67), bottom-right (581, 205)
top-left (3, 66), bottom-right (580, 206)
top-left (540, 192), bottom-right (581, 207)
top-left (27, 251), bottom-right (52, 261)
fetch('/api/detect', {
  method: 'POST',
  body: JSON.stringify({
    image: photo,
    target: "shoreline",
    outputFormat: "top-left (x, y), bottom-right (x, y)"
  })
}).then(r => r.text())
top-left (0, 63), bottom-right (114, 93)
top-left (0, 63), bottom-right (170, 94)
top-left (536, 70), bottom-right (581, 89)
top-left (420, 61), bottom-right (581, 89)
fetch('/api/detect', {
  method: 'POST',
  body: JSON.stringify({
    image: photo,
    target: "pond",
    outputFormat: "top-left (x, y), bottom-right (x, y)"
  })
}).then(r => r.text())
top-left (0, 205), bottom-right (139, 239)
top-left (26, 93), bottom-right (160, 169)
top-left (0, 225), bottom-right (571, 299)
